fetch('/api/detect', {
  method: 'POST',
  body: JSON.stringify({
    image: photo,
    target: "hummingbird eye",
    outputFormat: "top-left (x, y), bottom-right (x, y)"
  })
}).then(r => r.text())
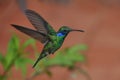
top-left (63, 30), bottom-right (67, 32)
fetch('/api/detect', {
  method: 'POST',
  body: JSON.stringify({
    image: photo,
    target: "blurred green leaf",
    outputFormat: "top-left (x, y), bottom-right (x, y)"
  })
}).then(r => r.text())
top-left (22, 38), bottom-right (36, 49)
top-left (67, 44), bottom-right (87, 54)
top-left (78, 44), bottom-right (88, 51)
top-left (0, 35), bottom-right (36, 80)
top-left (4, 35), bottom-right (20, 70)
top-left (7, 35), bottom-right (20, 53)
top-left (0, 34), bottom-right (89, 80)
top-left (15, 57), bottom-right (33, 75)
top-left (32, 44), bottom-right (89, 79)
top-left (0, 53), bottom-right (6, 68)
top-left (40, 44), bottom-right (87, 68)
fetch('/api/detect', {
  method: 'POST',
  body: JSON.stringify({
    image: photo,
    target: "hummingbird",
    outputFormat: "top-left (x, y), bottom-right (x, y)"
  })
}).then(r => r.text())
top-left (11, 9), bottom-right (84, 68)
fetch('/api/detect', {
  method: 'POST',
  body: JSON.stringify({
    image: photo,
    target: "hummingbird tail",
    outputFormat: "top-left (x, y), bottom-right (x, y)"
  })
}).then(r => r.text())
top-left (32, 51), bottom-right (49, 68)
top-left (32, 58), bottom-right (40, 68)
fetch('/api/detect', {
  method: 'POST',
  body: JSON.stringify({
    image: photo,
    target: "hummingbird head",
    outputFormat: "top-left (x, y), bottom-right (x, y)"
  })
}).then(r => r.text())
top-left (57, 26), bottom-right (84, 37)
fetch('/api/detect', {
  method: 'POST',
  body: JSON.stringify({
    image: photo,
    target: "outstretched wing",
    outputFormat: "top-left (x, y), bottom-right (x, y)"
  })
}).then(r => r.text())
top-left (11, 24), bottom-right (48, 43)
top-left (25, 9), bottom-right (56, 35)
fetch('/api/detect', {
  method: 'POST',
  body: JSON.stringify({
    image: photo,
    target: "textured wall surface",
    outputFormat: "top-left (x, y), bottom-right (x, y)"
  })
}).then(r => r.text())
top-left (0, 0), bottom-right (120, 80)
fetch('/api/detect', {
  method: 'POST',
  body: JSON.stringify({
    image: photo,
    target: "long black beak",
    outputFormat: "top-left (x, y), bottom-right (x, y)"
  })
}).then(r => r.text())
top-left (71, 29), bottom-right (84, 32)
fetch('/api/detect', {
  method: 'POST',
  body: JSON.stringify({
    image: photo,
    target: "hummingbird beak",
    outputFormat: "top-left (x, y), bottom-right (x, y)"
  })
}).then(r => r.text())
top-left (71, 29), bottom-right (84, 32)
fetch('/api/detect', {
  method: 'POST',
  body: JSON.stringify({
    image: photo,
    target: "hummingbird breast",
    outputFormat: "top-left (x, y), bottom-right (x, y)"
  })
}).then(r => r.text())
top-left (44, 35), bottom-right (64, 54)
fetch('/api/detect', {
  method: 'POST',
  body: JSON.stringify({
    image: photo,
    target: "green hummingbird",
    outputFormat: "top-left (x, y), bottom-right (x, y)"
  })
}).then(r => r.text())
top-left (11, 9), bottom-right (84, 68)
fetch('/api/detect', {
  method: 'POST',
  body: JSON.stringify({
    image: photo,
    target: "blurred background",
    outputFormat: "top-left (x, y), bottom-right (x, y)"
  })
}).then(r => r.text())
top-left (0, 0), bottom-right (120, 80)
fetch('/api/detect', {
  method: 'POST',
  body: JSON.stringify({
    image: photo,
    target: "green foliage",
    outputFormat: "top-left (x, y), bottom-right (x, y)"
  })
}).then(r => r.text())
top-left (43, 44), bottom-right (87, 68)
top-left (0, 34), bottom-right (89, 80)
top-left (32, 44), bottom-right (89, 79)
top-left (0, 35), bottom-right (35, 80)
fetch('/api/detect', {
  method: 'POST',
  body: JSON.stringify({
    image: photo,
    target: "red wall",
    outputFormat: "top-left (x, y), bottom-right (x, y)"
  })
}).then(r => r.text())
top-left (0, 0), bottom-right (120, 80)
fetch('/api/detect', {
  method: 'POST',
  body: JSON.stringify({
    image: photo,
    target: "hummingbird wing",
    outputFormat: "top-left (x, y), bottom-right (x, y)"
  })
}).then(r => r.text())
top-left (25, 9), bottom-right (56, 35)
top-left (11, 24), bottom-right (49, 43)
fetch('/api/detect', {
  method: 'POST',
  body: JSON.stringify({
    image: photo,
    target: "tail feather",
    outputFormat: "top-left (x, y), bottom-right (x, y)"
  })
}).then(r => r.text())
top-left (32, 51), bottom-right (49, 68)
